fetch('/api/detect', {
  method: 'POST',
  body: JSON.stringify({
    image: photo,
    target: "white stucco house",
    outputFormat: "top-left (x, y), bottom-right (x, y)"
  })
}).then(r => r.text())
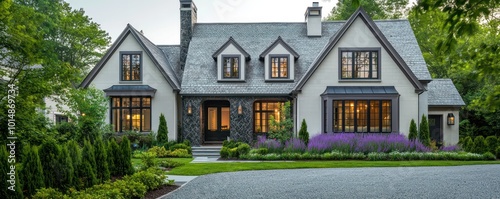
top-left (81, 1), bottom-right (465, 146)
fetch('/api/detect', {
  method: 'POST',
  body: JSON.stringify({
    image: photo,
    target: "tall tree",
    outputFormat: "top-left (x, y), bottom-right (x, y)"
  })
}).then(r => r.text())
top-left (326, 0), bottom-right (409, 20)
top-left (94, 138), bottom-right (110, 183)
top-left (0, 0), bottom-right (110, 144)
top-left (157, 113), bottom-right (169, 143)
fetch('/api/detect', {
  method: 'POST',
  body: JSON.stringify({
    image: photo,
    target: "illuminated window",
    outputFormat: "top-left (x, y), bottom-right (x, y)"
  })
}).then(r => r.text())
top-left (121, 52), bottom-right (142, 81)
top-left (340, 50), bottom-right (379, 79)
top-left (329, 100), bottom-right (391, 133)
top-left (254, 101), bottom-right (284, 133)
top-left (270, 56), bottom-right (288, 78)
top-left (222, 56), bottom-right (239, 78)
top-left (111, 97), bottom-right (151, 132)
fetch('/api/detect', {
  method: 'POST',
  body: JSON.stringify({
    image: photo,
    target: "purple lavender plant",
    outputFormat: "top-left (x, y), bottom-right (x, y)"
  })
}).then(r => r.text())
top-left (254, 135), bottom-right (283, 153)
top-left (284, 138), bottom-right (306, 153)
top-left (307, 133), bottom-right (430, 154)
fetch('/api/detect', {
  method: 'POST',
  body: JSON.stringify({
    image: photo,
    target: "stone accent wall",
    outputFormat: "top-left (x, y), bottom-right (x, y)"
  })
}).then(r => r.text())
top-left (181, 96), bottom-right (290, 146)
top-left (180, 9), bottom-right (192, 70)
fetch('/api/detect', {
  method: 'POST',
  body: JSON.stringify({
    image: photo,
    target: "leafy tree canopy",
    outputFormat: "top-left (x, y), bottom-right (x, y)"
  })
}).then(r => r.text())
top-left (326, 0), bottom-right (409, 20)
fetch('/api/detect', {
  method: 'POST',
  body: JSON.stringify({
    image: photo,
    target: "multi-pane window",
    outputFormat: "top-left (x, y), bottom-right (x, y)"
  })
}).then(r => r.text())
top-left (55, 115), bottom-right (68, 124)
top-left (331, 100), bottom-right (391, 133)
top-left (271, 56), bottom-right (288, 78)
top-left (111, 97), bottom-right (151, 132)
top-left (254, 101), bottom-right (284, 133)
top-left (222, 56), bottom-right (239, 78)
top-left (341, 50), bottom-right (378, 79)
top-left (122, 54), bottom-right (141, 81)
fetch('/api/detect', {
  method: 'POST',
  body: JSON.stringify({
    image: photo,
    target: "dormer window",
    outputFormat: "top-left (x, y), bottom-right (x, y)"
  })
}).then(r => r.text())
top-left (270, 56), bottom-right (288, 78)
top-left (222, 56), bottom-right (240, 78)
top-left (212, 37), bottom-right (250, 82)
top-left (121, 52), bottom-right (142, 81)
top-left (260, 36), bottom-right (299, 81)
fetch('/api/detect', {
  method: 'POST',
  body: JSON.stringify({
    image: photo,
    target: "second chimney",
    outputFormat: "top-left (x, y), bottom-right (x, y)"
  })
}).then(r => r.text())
top-left (305, 2), bottom-right (322, 37)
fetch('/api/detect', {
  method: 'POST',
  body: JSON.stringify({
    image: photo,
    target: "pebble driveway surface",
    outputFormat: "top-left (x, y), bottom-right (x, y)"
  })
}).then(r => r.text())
top-left (163, 165), bottom-right (500, 199)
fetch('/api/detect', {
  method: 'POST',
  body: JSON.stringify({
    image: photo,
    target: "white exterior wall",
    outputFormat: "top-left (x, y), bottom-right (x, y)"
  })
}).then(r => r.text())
top-left (264, 44), bottom-right (295, 80)
top-left (429, 107), bottom-right (460, 146)
top-left (44, 95), bottom-right (70, 124)
top-left (418, 84), bottom-right (429, 123)
top-left (297, 17), bottom-right (420, 137)
top-left (89, 34), bottom-right (178, 140)
top-left (216, 44), bottom-right (246, 81)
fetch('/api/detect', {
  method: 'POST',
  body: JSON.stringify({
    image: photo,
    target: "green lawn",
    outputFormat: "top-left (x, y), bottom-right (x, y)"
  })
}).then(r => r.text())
top-left (167, 160), bottom-right (500, 176)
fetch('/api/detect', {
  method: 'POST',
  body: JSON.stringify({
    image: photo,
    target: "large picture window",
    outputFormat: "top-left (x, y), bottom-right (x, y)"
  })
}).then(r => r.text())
top-left (254, 101), bottom-right (284, 133)
top-left (222, 56), bottom-right (239, 78)
top-left (121, 53), bottom-right (142, 81)
top-left (270, 56), bottom-right (288, 78)
top-left (340, 50), bottom-right (379, 79)
top-left (111, 97), bottom-right (151, 132)
top-left (330, 100), bottom-right (391, 133)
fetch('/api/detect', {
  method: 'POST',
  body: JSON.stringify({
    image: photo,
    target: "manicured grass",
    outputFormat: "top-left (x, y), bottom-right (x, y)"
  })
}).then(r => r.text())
top-left (167, 160), bottom-right (500, 176)
top-left (132, 158), bottom-right (193, 169)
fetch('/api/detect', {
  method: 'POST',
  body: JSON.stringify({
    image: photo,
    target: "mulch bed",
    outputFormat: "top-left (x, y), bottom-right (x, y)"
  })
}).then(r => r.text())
top-left (144, 185), bottom-right (180, 199)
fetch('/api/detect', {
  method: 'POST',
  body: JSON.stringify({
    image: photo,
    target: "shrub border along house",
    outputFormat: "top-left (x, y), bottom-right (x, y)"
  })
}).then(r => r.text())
top-left (223, 133), bottom-right (497, 161)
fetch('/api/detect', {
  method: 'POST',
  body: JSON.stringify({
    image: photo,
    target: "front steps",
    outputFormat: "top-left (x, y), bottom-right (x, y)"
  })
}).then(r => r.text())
top-left (192, 146), bottom-right (222, 159)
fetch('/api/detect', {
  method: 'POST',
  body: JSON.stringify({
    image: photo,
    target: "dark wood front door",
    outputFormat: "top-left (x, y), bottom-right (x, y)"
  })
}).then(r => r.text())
top-left (428, 115), bottom-right (443, 146)
top-left (204, 100), bottom-right (230, 142)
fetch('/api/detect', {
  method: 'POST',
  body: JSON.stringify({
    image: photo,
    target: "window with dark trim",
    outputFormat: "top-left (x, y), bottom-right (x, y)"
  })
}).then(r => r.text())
top-left (121, 53), bottom-right (142, 81)
top-left (222, 56), bottom-right (240, 78)
top-left (330, 100), bottom-right (391, 133)
top-left (254, 101), bottom-right (284, 133)
top-left (55, 115), bottom-right (68, 124)
top-left (270, 56), bottom-right (289, 78)
top-left (111, 97), bottom-right (151, 132)
top-left (340, 50), bottom-right (379, 79)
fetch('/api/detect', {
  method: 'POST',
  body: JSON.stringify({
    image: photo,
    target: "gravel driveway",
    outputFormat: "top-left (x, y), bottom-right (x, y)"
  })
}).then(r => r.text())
top-left (163, 165), bottom-right (500, 199)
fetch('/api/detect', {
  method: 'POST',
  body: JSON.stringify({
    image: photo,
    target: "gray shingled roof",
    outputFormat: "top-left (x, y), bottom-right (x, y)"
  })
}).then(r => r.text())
top-left (130, 26), bottom-right (181, 90)
top-left (158, 45), bottom-right (182, 81)
top-left (428, 79), bottom-right (465, 106)
top-left (180, 20), bottom-right (431, 95)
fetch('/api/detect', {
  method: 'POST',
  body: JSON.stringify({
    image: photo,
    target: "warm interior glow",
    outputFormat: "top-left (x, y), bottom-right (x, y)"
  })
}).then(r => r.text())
top-left (221, 107), bottom-right (230, 130)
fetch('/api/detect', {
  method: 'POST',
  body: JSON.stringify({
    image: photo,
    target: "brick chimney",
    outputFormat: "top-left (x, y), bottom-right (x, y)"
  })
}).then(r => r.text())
top-left (305, 2), bottom-right (322, 37)
top-left (180, 0), bottom-right (197, 70)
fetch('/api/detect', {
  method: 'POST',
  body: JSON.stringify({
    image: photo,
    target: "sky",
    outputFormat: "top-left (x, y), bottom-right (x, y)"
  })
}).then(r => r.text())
top-left (64, 0), bottom-right (338, 45)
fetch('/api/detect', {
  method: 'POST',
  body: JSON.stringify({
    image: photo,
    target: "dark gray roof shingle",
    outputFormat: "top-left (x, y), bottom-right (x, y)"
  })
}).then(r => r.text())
top-left (158, 45), bottom-right (182, 81)
top-left (428, 79), bottom-right (465, 106)
top-left (180, 19), bottom-right (431, 95)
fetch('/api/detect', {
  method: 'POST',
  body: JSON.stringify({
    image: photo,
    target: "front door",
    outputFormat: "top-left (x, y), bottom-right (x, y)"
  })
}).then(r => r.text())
top-left (204, 100), bottom-right (231, 142)
top-left (428, 115), bottom-right (443, 147)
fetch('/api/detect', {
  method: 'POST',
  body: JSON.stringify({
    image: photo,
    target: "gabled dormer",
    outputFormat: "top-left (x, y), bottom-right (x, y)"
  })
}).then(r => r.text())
top-left (212, 37), bottom-right (250, 82)
top-left (259, 36), bottom-right (299, 81)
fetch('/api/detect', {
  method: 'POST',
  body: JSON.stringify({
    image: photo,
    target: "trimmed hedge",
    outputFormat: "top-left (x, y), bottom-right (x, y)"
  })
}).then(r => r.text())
top-left (239, 151), bottom-right (496, 161)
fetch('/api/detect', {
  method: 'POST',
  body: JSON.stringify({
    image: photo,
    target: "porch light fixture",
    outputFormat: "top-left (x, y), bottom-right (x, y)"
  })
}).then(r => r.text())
top-left (187, 103), bottom-right (192, 115)
top-left (238, 104), bottom-right (243, 115)
top-left (447, 113), bottom-right (455, 125)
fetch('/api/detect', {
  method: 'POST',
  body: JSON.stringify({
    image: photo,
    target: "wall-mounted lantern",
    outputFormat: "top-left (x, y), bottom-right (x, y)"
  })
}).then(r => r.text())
top-left (187, 103), bottom-right (192, 115)
top-left (238, 103), bottom-right (243, 115)
top-left (447, 113), bottom-right (455, 125)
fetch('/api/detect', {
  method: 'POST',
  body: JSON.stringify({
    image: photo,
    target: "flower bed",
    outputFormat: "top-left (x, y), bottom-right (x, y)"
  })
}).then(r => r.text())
top-left (239, 133), bottom-right (496, 161)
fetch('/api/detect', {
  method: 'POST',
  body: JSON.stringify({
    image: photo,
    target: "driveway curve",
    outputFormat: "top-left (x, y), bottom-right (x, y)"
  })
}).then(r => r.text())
top-left (164, 165), bottom-right (500, 199)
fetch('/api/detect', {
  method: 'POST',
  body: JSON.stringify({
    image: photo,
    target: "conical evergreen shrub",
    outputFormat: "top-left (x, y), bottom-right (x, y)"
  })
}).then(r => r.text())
top-left (20, 145), bottom-right (44, 197)
top-left (108, 138), bottom-right (121, 176)
top-left (298, 119), bottom-right (309, 145)
top-left (66, 140), bottom-right (82, 189)
top-left (418, 115), bottom-right (431, 147)
top-left (157, 114), bottom-right (169, 144)
top-left (38, 139), bottom-right (61, 188)
top-left (81, 139), bottom-right (98, 188)
top-left (120, 137), bottom-right (134, 175)
top-left (408, 119), bottom-right (418, 141)
top-left (94, 138), bottom-right (110, 182)
top-left (55, 144), bottom-right (74, 191)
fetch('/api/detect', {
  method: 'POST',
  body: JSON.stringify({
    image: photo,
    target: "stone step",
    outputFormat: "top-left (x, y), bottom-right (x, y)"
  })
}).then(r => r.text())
top-left (192, 146), bottom-right (222, 158)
